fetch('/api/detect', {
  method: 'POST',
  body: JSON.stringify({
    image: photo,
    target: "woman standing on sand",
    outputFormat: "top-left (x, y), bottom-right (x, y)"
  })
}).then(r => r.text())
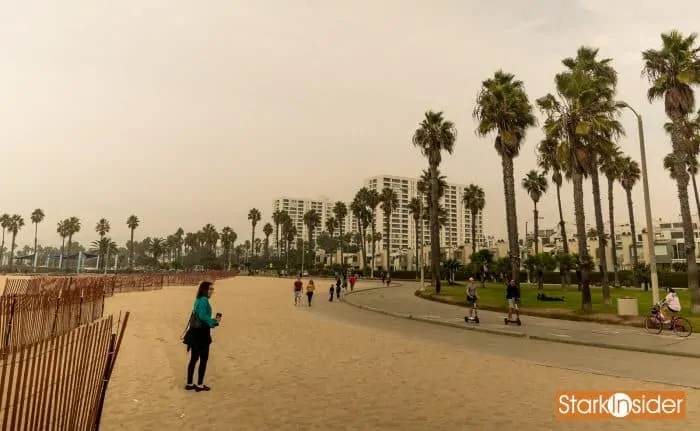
top-left (184, 281), bottom-right (220, 392)
top-left (306, 279), bottom-right (315, 306)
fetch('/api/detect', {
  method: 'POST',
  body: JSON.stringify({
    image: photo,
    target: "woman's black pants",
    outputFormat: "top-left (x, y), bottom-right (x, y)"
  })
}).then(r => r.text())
top-left (306, 291), bottom-right (314, 306)
top-left (187, 344), bottom-right (210, 385)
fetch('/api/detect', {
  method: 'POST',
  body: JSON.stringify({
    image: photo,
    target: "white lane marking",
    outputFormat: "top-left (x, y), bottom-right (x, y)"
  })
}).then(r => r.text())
top-left (421, 315), bottom-right (442, 319)
top-left (548, 333), bottom-right (572, 338)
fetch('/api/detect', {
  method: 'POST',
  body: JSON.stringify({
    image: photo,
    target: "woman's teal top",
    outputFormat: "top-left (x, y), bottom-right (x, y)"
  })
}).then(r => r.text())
top-left (194, 297), bottom-right (219, 328)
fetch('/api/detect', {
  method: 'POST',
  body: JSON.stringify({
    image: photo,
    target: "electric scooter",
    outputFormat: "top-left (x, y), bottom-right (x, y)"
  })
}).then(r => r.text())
top-left (504, 300), bottom-right (522, 325)
top-left (464, 299), bottom-right (480, 324)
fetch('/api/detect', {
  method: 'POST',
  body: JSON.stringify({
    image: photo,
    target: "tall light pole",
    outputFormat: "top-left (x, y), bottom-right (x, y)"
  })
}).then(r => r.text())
top-left (620, 102), bottom-right (660, 304)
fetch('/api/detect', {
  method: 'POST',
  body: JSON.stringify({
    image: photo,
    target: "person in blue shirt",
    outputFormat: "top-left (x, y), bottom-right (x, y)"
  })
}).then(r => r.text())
top-left (185, 281), bottom-right (220, 392)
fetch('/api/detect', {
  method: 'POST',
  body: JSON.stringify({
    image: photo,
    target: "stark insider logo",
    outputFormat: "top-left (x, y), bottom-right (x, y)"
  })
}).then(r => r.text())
top-left (556, 391), bottom-right (686, 420)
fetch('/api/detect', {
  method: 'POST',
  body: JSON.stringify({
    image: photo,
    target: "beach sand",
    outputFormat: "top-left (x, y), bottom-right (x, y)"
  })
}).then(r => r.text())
top-left (100, 277), bottom-right (699, 430)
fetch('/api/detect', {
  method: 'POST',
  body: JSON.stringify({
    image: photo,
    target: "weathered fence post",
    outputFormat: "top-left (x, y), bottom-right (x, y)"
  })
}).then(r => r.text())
top-left (4, 297), bottom-right (16, 353)
top-left (93, 333), bottom-right (116, 431)
top-left (51, 296), bottom-right (61, 337)
top-left (77, 294), bottom-right (84, 326)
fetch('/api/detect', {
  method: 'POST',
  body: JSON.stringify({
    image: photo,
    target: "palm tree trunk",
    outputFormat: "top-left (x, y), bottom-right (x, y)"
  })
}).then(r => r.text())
top-left (590, 168), bottom-right (610, 304)
top-left (573, 166), bottom-right (592, 312)
top-left (414, 218), bottom-right (420, 280)
top-left (0, 229), bottom-right (5, 267)
top-left (33, 222), bottom-right (38, 259)
top-left (129, 228), bottom-right (135, 270)
top-left (9, 234), bottom-right (16, 270)
top-left (370, 216), bottom-right (376, 278)
top-left (339, 225), bottom-right (344, 269)
top-left (386, 213), bottom-right (392, 278)
top-left (471, 209), bottom-right (478, 257)
top-left (692, 172), bottom-right (700, 223)
top-left (359, 226), bottom-right (367, 273)
top-left (534, 203), bottom-right (543, 290)
top-left (501, 156), bottom-right (520, 283)
top-left (607, 177), bottom-right (620, 287)
top-left (555, 183), bottom-right (569, 288)
top-left (430, 164), bottom-right (441, 293)
top-left (250, 227), bottom-right (255, 260)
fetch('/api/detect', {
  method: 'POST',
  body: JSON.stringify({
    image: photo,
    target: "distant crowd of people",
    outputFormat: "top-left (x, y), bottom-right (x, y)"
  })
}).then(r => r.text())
top-left (293, 271), bottom-right (359, 306)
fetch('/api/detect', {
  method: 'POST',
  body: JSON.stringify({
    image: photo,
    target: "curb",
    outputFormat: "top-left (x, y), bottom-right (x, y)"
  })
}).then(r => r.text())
top-left (342, 288), bottom-right (700, 360)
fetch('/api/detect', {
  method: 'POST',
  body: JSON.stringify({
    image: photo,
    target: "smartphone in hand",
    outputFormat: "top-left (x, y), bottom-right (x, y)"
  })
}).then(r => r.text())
top-left (215, 313), bottom-right (222, 323)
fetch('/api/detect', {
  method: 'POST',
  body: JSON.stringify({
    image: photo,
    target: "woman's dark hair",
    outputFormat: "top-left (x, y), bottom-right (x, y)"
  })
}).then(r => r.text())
top-left (196, 281), bottom-right (213, 298)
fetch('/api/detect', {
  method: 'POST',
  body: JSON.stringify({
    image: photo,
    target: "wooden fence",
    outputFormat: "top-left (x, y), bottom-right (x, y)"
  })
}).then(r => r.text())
top-left (0, 313), bottom-right (129, 431)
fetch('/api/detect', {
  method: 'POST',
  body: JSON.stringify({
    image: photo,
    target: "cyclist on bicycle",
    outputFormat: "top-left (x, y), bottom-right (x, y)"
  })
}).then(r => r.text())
top-left (657, 287), bottom-right (681, 323)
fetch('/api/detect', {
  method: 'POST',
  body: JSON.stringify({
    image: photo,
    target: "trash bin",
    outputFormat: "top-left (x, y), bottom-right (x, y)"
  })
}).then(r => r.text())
top-left (617, 297), bottom-right (639, 317)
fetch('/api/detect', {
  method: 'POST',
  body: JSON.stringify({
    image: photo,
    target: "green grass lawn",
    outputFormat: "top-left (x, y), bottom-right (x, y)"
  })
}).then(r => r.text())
top-left (426, 282), bottom-right (700, 328)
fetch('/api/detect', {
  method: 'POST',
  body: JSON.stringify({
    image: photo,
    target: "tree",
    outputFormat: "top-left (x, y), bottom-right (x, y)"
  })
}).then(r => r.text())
top-left (325, 217), bottom-right (337, 266)
top-left (30, 208), bottom-right (45, 267)
top-left (220, 227), bottom-right (234, 269)
top-left (248, 208), bottom-right (261, 259)
top-left (332, 202), bottom-right (348, 268)
top-left (7, 214), bottom-right (25, 270)
top-left (0, 214), bottom-right (9, 267)
top-left (126, 215), bottom-right (140, 270)
top-left (620, 156), bottom-right (641, 265)
top-left (462, 185), bottom-right (486, 257)
top-left (262, 223), bottom-right (274, 258)
top-left (272, 210), bottom-right (285, 259)
top-left (643, 30), bottom-right (700, 312)
top-left (201, 224), bottom-right (219, 252)
top-left (303, 209), bottom-right (321, 267)
top-left (95, 218), bottom-right (111, 270)
top-left (91, 237), bottom-right (117, 271)
top-left (65, 216), bottom-right (81, 268)
top-left (350, 190), bottom-right (372, 272)
top-left (537, 48), bottom-right (618, 311)
top-left (521, 170), bottom-right (548, 289)
top-left (412, 111), bottom-right (457, 294)
top-left (474, 71), bottom-right (535, 283)
top-left (282, 219), bottom-right (297, 269)
top-left (174, 227), bottom-right (185, 263)
top-left (599, 145), bottom-right (623, 286)
top-left (407, 197), bottom-right (423, 279)
top-left (150, 237), bottom-right (165, 262)
top-left (380, 187), bottom-right (399, 277)
top-left (365, 189), bottom-right (381, 277)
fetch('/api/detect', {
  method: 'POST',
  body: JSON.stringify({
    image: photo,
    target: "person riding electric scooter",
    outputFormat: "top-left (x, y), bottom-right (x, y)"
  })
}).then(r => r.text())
top-left (504, 279), bottom-right (521, 325)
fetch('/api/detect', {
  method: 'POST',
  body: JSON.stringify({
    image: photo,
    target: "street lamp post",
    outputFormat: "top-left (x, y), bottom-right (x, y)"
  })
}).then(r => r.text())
top-left (621, 103), bottom-right (660, 304)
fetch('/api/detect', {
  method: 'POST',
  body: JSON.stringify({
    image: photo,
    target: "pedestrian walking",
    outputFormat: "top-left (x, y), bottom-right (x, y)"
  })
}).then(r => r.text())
top-left (306, 279), bottom-right (315, 307)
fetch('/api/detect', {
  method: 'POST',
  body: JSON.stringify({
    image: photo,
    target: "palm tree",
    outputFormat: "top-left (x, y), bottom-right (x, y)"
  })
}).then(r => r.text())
top-left (325, 217), bottom-right (337, 266)
top-left (91, 237), bottom-right (117, 271)
top-left (365, 189), bottom-right (381, 277)
top-left (201, 224), bottom-right (219, 252)
top-left (407, 197), bottom-right (423, 279)
top-left (56, 219), bottom-right (68, 268)
top-left (282, 219), bottom-right (296, 269)
top-left (462, 185), bottom-right (486, 257)
top-left (303, 209), bottom-right (321, 266)
top-left (65, 216), bottom-right (81, 267)
top-left (126, 215), bottom-right (140, 270)
top-left (664, 117), bottom-right (700, 220)
top-left (248, 208), bottom-right (261, 260)
top-left (619, 156), bottom-right (641, 265)
top-left (521, 170), bottom-right (548, 256)
top-left (599, 146), bottom-right (623, 286)
top-left (0, 214), bottom-right (10, 267)
top-left (643, 30), bottom-right (700, 312)
top-left (332, 202), bottom-right (348, 268)
top-left (380, 187), bottom-right (399, 277)
top-left (95, 218), bottom-right (111, 270)
top-left (351, 188), bottom-right (372, 272)
top-left (538, 136), bottom-right (570, 255)
top-left (29, 209), bottom-right (45, 263)
top-left (174, 227), bottom-right (185, 263)
top-left (262, 223), bottom-right (274, 258)
top-left (474, 71), bottom-right (535, 282)
top-left (221, 227), bottom-right (234, 269)
top-left (537, 48), bottom-right (618, 311)
top-left (412, 111), bottom-right (458, 293)
top-left (8, 214), bottom-right (25, 270)
top-left (150, 237), bottom-right (165, 262)
top-left (272, 210), bottom-right (285, 260)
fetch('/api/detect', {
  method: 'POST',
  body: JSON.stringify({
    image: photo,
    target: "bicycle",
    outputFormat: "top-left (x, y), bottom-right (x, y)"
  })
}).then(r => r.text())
top-left (643, 304), bottom-right (693, 337)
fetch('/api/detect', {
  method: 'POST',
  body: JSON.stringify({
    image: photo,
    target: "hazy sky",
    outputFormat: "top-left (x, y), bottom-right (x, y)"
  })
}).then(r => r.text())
top-left (2, 0), bottom-right (699, 248)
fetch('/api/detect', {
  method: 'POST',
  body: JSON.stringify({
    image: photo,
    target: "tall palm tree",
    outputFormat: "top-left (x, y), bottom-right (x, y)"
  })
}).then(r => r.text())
top-left (150, 237), bottom-right (165, 262)
top-left (30, 208), bottom-right (45, 266)
top-left (56, 219), bottom-right (68, 268)
top-left (95, 218), bottom-right (111, 270)
top-left (303, 209), bottom-right (321, 265)
top-left (412, 111), bottom-right (458, 293)
top-left (174, 227), bottom-right (185, 263)
top-left (8, 214), bottom-right (25, 270)
top-left (599, 145), bottom-right (623, 285)
top-left (462, 185), bottom-right (486, 256)
top-left (619, 156), bottom-right (641, 265)
top-left (325, 217), bottom-right (337, 266)
top-left (126, 215), bottom-right (140, 270)
top-left (664, 117), bottom-right (700, 220)
top-left (65, 216), bottom-right (81, 267)
top-left (332, 202), bottom-right (348, 268)
top-left (248, 208), bottom-right (261, 259)
top-left (643, 30), bottom-right (700, 312)
top-left (221, 227), bottom-right (234, 269)
top-left (407, 197), bottom-right (423, 279)
top-left (537, 136), bottom-right (570, 255)
top-left (417, 169), bottom-right (447, 274)
top-left (474, 71), bottom-right (536, 282)
top-left (380, 187), bottom-right (399, 277)
top-left (537, 48), bottom-right (618, 311)
top-left (0, 214), bottom-right (10, 267)
top-left (201, 224), bottom-right (219, 252)
top-left (521, 170), bottom-right (548, 257)
top-left (351, 188), bottom-right (372, 272)
top-left (282, 219), bottom-right (296, 269)
top-left (263, 223), bottom-right (274, 258)
top-left (365, 189), bottom-right (381, 277)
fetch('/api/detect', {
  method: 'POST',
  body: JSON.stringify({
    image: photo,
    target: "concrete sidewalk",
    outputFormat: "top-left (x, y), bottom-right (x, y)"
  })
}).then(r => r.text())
top-left (343, 281), bottom-right (700, 358)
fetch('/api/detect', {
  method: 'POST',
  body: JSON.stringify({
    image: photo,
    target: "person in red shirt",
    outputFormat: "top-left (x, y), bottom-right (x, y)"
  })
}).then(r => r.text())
top-left (293, 277), bottom-right (303, 306)
top-left (349, 274), bottom-right (357, 291)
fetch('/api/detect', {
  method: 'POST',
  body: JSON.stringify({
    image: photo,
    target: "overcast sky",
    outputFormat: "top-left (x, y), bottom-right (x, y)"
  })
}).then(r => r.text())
top-left (1, 0), bottom-right (698, 247)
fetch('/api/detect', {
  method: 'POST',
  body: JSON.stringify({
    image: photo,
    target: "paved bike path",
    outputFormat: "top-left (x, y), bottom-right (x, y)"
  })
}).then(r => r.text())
top-left (344, 282), bottom-right (700, 358)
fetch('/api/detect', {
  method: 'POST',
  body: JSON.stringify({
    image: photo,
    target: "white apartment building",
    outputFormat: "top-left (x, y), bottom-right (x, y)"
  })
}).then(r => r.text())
top-left (271, 197), bottom-right (357, 248)
top-left (364, 175), bottom-right (484, 253)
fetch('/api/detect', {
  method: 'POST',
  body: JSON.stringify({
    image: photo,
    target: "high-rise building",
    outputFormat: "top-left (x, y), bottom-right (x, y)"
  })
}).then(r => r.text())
top-left (271, 197), bottom-right (357, 249)
top-left (364, 175), bottom-right (484, 253)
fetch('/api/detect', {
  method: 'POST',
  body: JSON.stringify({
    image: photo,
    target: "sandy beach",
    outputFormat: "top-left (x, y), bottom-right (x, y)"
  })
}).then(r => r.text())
top-left (99, 276), bottom-right (699, 430)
